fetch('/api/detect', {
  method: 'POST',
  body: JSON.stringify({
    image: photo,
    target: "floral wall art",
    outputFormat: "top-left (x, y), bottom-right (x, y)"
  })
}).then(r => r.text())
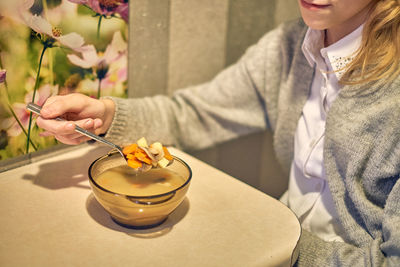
top-left (0, 0), bottom-right (128, 161)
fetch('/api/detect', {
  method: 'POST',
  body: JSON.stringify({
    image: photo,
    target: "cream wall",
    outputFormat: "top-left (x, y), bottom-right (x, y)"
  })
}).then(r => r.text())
top-left (128, 0), bottom-right (301, 198)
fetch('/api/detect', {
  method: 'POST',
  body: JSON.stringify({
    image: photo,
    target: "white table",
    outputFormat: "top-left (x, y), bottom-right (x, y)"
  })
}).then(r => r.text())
top-left (0, 144), bottom-right (301, 267)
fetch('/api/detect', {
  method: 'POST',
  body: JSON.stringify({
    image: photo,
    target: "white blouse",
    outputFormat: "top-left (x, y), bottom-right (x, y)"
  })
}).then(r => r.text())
top-left (280, 24), bottom-right (363, 242)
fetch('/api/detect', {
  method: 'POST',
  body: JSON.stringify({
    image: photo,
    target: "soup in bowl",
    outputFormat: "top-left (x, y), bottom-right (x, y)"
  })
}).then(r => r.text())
top-left (88, 150), bottom-right (192, 229)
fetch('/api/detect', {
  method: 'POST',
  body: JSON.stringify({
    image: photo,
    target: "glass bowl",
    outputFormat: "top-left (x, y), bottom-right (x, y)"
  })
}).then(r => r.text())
top-left (88, 151), bottom-right (192, 229)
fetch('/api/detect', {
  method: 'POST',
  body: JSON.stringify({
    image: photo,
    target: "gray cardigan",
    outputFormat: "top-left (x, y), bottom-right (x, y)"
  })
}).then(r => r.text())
top-left (105, 19), bottom-right (400, 266)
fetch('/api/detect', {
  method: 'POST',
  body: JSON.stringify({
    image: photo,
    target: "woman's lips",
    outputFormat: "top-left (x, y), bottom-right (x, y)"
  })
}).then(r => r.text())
top-left (300, 0), bottom-right (331, 10)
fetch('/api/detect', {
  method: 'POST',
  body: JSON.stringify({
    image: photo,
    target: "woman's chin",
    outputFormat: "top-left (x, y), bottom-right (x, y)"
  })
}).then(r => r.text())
top-left (302, 16), bottom-right (330, 31)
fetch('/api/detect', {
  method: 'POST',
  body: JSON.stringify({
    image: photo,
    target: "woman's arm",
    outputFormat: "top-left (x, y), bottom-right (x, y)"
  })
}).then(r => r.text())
top-left (103, 24), bottom-right (290, 149)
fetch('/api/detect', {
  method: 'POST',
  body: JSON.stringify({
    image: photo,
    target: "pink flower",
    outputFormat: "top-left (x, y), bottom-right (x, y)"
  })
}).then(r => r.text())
top-left (67, 31), bottom-right (126, 70)
top-left (3, 84), bottom-right (57, 137)
top-left (101, 64), bottom-right (127, 88)
top-left (5, 0), bottom-right (85, 50)
top-left (26, 14), bottom-right (85, 50)
top-left (115, 2), bottom-right (128, 22)
top-left (0, 70), bottom-right (6, 83)
top-left (68, 0), bottom-right (128, 22)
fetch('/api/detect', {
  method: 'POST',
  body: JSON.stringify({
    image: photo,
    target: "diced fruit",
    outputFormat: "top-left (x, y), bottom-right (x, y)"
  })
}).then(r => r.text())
top-left (137, 137), bottom-right (148, 148)
top-left (158, 157), bottom-right (170, 168)
top-left (150, 142), bottom-right (163, 153)
top-left (163, 146), bottom-right (173, 161)
top-left (134, 149), bottom-right (152, 165)
top-left (127, 158), bottom-right (142, 169)
top-left (126, 154), bottom-right (135, 159)
top-left (122, 143), bottom-right (138, 155)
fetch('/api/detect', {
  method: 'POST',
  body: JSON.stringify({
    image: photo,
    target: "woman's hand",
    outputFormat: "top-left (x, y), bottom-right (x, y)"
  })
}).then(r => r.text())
top-left (35, 93), bottom-right (115, 145)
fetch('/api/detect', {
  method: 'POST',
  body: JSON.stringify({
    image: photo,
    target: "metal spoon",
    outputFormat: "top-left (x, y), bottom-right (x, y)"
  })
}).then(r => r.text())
top-left (26, 102), bottom-right (126, 159)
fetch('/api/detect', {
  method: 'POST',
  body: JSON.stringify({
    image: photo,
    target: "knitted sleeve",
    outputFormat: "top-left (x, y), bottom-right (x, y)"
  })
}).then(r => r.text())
top-left (103, 23), bottom-right (288, 150)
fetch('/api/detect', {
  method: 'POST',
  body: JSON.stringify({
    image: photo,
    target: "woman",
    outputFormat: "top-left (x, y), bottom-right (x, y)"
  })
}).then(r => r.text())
top-left (36, 0), bottom-right (400, 265)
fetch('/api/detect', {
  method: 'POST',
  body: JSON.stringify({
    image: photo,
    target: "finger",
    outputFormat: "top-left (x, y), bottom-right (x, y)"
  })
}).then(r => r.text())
top-left (36, 116), bottom-right (77, 135)
top-left (44, 120), bottom-right (99, 141)
top-left (39, 131), bottom-right (54, 137)
top-left (40, 93), bottom-right (91, 119)
top-left (93, 118), bottom-right (103, 129)
top-left (36, 116), bottom-right (96, 135)
top-left (40, 131), bottom-right (83, 141)
top-left (53, 125), bottom-right (98, 140)
top-left (39, 95), bottom-right (64, 118)
top-left (73, 118), bottom-right (95, 129)
top-left (41, 130), bottom-right (92, 144)
top-left (53, 132), bottom-right (86, 140)
top-left (54, 134), bottom-right (91, 145)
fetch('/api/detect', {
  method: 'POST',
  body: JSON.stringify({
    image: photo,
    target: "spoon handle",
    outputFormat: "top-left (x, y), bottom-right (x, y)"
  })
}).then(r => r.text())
top-left (26, 102), bottom-right (123, 153)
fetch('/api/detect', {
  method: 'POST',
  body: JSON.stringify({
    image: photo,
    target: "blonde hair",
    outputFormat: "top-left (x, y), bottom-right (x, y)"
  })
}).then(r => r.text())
top-left (340, 0), bottom-right (400, 85)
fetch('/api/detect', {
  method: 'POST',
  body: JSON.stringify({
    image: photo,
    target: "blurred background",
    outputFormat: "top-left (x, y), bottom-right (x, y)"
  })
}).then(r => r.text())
top-left (0, 0), bottom-right (300, 198)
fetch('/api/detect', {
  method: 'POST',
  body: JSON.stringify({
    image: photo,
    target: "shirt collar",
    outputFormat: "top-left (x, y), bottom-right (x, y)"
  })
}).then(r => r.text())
top-left (302, 24), bottom-right (364, 79)
top-left (302, 28), bottom-right (325, 67)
